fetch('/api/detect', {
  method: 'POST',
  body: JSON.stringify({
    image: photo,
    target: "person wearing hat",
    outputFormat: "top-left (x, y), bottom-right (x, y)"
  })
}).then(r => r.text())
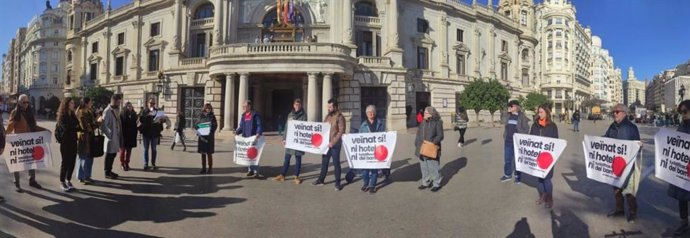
top-left (500, 100), bottom-right (530, 184)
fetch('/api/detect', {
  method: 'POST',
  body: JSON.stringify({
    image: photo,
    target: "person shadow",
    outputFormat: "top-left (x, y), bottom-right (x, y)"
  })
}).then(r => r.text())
top-left (506, 217), bottom-right (536, 238)
top-left (440, 157), bottom-right (468, 187)
top-left (551, 209), bottom-right (590, 238)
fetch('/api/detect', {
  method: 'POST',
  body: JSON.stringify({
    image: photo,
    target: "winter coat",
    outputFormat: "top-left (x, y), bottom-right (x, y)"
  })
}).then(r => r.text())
top-left (501, 111), bottom-right (530, 140)
top-left (414, 115), bottom-right (444, 159)
top-left (139, 107), bottom-right (164, 138)
top-left (195, 112), bottom-right (217, 154)
top-left (283, 109), bottom-right (306, 156)
top-left (6, 108), bottom-right (47, 134)
top-left (101, 105), bottom-right (122, 154)
top-left (529, 120), bottom-right (559, 138)
top-left (58, 112), bottom-right (79, 149)
top-left (604, 118), bottom-right (641, 195)
top-left (120, 109), bottom-right (138, 148)
top-left (77, 107), bottom-right (97, 156)
top-left (669, 122), bottom-right (690, 200)
top-left (175, 114), bottom-right (186, 133)
top-left (324, 110), bottom-right (346, 145)
top-left (359, 118), bottom-right (385, 133)
top-left (236, 111), bottom-right (262, 137)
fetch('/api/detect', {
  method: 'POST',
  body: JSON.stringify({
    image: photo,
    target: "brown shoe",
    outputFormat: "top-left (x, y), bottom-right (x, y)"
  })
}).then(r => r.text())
top-left (545, 193), bottom-right (553, 209)
top-left (536, 193), bottom-right (546, 206)
top-left (294, 176), bottom-right (302, 184)
top-left (273, 175), bottom-right (285, 182)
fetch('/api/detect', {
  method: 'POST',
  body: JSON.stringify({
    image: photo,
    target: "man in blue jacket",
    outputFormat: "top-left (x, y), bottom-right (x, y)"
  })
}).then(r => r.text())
top-left (236, 100), bottom-right (263, 178)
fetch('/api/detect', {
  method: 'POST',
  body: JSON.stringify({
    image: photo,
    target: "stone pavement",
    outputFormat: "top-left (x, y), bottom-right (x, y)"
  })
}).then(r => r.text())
top-left (0, 119), bottom-right (684, 237)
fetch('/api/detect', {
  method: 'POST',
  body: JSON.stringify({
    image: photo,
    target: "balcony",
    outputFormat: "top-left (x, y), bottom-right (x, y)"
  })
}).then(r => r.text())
top-left (357, 56), bottom-right (391, 68)
top-left (191, 18), bottom-right (213, 28)
top-left (354, 16), bottom-right (381, 27)
top-left (179, 57), bottom-right (207, 70)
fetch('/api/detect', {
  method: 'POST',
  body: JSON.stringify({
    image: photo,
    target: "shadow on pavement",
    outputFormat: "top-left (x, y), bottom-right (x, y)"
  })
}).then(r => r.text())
top-left (506, 217), bottom-right (536, 238)
top-left (389, 158), bottom-right (421, 182)
top-left (440, 157), bottom-right (467, 187)
top-left (481, 139), bottom-right (493, 145)
top-left (603, 229), bottom-right (644, 237)
top-left (0, 203), bottom-right (160, 238)
top-left (89, 175), bottom-right (243, 195)
top-left (463, 138), bottom-right (477, 146)
top-left (550, 209), bottom-right (590, 238)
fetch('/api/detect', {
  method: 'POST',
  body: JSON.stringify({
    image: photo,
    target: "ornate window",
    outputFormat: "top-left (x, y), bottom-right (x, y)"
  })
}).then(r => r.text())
top-left (354, 1), bottom-right (377, 17)
top-left (194, 3), bottom-right (214, 20)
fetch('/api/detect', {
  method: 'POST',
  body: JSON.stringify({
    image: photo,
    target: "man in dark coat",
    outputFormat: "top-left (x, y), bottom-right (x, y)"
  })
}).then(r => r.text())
top-left (500, 100), bottom-right (530, 183)
top-left (139, 98), bottom-right (164, 170)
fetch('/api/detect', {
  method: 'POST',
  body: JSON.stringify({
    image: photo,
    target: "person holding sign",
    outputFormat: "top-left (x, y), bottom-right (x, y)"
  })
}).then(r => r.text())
top-left (274, 98), bottom-right (306, 184)
top-left (56, 98), bottom-right (79, 192)
top-left (7, 94), bottom-right (47, 191)
top-left (358, 105), bottom-right (386, 193)
top-left (529, 104), bottom-right (559, 208)
top-left (668, 100), bottom-right (690, 235)
top-left (195, 103), bottom-right (217, 174)
top-left (139, 98), bottom-right (164, 171)
top-left (312, 99), bottom-right (346, 191)
top-left (236, 100), bottom-right (263, 178)
top-left (76, 97), bottom-right (97, 184)
top-left (501, 100), bottom-right (530, 184)
top-left (415, 106), bottom-right (444, 192)
top-left (604, 103), bottom-right (641, 223)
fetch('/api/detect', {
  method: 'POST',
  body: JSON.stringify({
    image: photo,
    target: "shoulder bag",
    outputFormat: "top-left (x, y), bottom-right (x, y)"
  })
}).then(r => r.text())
top-left (419, 122), bottom-right (439, 159)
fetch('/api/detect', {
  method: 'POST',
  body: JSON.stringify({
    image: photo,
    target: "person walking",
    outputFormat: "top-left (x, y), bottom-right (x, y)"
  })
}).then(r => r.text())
top-left (670, 100), bottom-right (690, 235)
top-left (139, 98), bottom-right (164, 170)
top-left (415, 106), bottom-right (444, 192)
top-left (101, 95), bottom-right (122, 179)
top-left (605, 103), bottom-right (642, 223)
top-left (530, 105), bottom-right (558, 208)
top-left (196, 103), bottom-right (217, 174)
top-left (119, 102), bottom-right (138, 171)
top-left (359, 105), bottom-right (385, 194)
top-left (76, 97), bottom-right (97, 184)
top-left (7, 94), bottom-right (46, 192)
top-left (274, 98), bottom-right (306, 184)
top-left (312, 99), bottom-right (346, 191)
top-left (171, 110), bottom-right (187, 151)
top-left (235, 100), bottom-right (263, 177)
top-left (56, 98), bottom-right (79, 192)
top-left (572, 110), bottom-right (581, 132)
top-left (455, 106), bottom-right (469, 148)
top-left (500, 100), bottom-right (530, 184)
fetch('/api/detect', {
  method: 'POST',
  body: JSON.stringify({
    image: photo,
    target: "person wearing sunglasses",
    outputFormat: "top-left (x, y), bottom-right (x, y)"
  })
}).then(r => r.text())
top-left (669, 100), bottom-right (690, 235)
top-left (6, 94), bottom-right (47, 192)
top-left (604, 103), bottom-right (642, 223)
top-left (500, 100), bottom-right (530, 184)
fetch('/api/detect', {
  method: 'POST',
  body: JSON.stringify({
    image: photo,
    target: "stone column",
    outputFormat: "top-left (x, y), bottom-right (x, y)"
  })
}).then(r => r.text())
top-left (237, 73), bottom-right (249, 126)
top-left (343, 0), bottom-right (354, 45)
top-left (322, 73), bottom-right (334, 119)
top-left (440, 15), bottom-right (449, 78)
top-left (172, 0), bottom-right (182, 51)
top-left (307, 72), bottom-right (318, 121)
top-left (388, 0), bottom-right (400, 49)
top-left (253, 85), bottom-right (262, 114)
top-left (223, 73), bottom-right (236, 131)
top-left (213, 0), bottom-right (224, 46)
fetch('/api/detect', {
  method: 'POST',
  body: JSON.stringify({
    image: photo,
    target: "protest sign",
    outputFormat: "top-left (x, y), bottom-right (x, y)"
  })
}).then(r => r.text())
top-left (583, 135), bottom-right (641, 188)
top-left (655, 128), bottom-right (690, 191)
top-left (197, 122), bottom-right (211, 136)
top-left (285, 120), bottom-right (331, 154)
top-left (513, 133), bottom-right (567, 178)
top-left (343, 132), bottom-right (397, 169)
top-left (2, 131), bottom-right (53, 173)
top-left (233, 135), bottom-right (266, 166)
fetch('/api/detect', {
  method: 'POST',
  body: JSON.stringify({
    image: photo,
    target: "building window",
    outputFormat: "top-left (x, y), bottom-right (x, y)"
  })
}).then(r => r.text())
top-left (69, 15), bottom-right (74, 29)
top-left (456, 29), bottom-right (464, 42)
top-left (53, 77), bottom-right (58, 85)
top-left (501, 62), bottom-right (508, 81)
top-left (520, 11), bottom-right (528, 26)
top-left (148, 50), bottom-right (160, 71)
top-left (504, 11), bottom-right (511, 17)
top-left (193, 33), bottom-right (207, 57)
top-left (456, 54), bottom-right (466, 75)
top-left (194, 3), bottom-right (214, 19)
top-left (115, 57), bottom-right (124, 76)
top-left (67, 51), bottom-right (72, 62)
top-left (522, 68), bottom-right (529, 86)
top-left (417, 47), bottom-right (428, 69)
top-left (66, 70), bottom-right (71, 85)
top-left (417, 18), bottom-right (429, 33)
top-left (521, 49), bottom-right (529, 61)
top-left (354, 1), bottom-right (377, 17)
top-left (150, 22), bottom-right (160, 37)
top-left (501, 40), bottom-right (508, 52)
top-left (90, 63), bottom-right (97, 81)
top-left (53, 64), bottom-right (58, 72)
top-left (117, 33), bottom-right (125, 45)
top-left (91, 42), bottom-right (98, 53)
top-left (356, 31), bottom-right (373, 57)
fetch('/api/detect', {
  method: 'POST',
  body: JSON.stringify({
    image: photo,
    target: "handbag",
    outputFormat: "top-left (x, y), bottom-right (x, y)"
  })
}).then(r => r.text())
top-left (419, 122), bottom-right (439, 159)
top-left (91, 129), bottom-right (105, 158)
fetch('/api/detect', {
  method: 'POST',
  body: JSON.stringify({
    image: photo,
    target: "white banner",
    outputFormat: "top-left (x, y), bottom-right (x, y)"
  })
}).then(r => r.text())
top-left (2, 131), bottom-right (54, 173)
top-left (233, 135), bottom-right (266, 166)
top-left (284, 120), bottom-right (331, 155)
top-left (513, 133), bottom-right (567, 178)
top-left (655, 128), bottom-right (690, 191)
top-left (583, 135), bottom-right (641, 188)
top-left (343, 132), bottom-right (397, 169)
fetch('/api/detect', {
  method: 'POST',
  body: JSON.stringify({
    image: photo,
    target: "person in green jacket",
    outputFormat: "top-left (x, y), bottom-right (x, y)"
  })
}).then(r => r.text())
top-left (273, 98), bottom-right (306, 184)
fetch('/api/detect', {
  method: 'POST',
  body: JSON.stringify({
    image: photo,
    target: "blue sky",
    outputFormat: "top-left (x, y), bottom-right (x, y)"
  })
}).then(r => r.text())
top-left (2, 0), bottom-right (689, 81)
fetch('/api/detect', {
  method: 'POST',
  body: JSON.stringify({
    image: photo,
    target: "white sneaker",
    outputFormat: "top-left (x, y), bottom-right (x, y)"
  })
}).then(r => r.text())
top-left (60, 182), bottom-right (70, 192)
top-left (457, 143), bottom-right (463, 148)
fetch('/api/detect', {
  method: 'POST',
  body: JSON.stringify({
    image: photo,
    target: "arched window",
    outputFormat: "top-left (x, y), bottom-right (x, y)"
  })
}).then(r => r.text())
top-left (194, 3), bottom-right (214, 19)
top-left (521, 49), bottom-right (529, 61)
top-left (354, 1), bottom-right (377, 17)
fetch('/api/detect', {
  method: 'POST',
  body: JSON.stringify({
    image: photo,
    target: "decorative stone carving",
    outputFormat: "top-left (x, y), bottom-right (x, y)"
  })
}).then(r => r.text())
top-left (314, 0), bottom-right (328, 23)
top-left (242, 0), bottom-right (261, 23)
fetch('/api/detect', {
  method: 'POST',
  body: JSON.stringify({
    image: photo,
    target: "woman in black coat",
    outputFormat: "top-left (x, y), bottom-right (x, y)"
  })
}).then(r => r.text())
top-left (530, 104), bottom-right (559, 209)
top-left (57, 98), bottom-right (79, 192)
top-left (670, 100), bottom-right (690, 236)
top-left (195, 103), bottom-right (217, 174)
top-left (120, 102), bottom-right (138, 171)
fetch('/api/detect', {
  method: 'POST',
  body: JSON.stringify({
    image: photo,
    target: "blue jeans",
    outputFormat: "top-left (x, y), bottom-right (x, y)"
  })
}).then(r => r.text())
top-left (504, 143), bottom-right (521, 178)
top-left (281, 153), bottom-right (302, 177)
top-left (362, 169), bottom-right (379, 188)
top-left (573, 121), bottom-right (579, 131)
top-left (77, 155), bottom-right (93, 180)
top-left (143, 136), bottom-right (159, 166)
top-left (317, 144), bottom-right (342, 186)
top-left (538, 170), bottom-right (554, 194)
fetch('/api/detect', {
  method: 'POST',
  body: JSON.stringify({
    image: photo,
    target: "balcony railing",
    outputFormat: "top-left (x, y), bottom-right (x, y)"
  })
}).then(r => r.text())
top-left (191, 18), bottom-right (213, 27)
top-left (212, 43), bottom-right (352, 57)
top-left (354, 16), bottom-right (381, 26)
top-left (357, 56), bottom-right (391, 67)
top-left (179, 57), bottom-right (207, 69)
top-left (444, 0), bottom-right (473, 11)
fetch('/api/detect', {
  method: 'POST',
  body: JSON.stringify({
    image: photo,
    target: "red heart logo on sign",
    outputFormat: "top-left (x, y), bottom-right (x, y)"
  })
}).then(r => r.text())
top-left (686, 162), bottom-right (690, 179)
top-left (536, 152), bottom-right (553, 170)
top-left (32, 146), bottom-right (45, 161)
top-left (311, 133), bottom-right (323, 147)
top-left (374, 145), bottom-right (388, 161)
top-left (246, 147), bottom-right (258, 160)
top-left (611, 156), bottom-right (627, 177)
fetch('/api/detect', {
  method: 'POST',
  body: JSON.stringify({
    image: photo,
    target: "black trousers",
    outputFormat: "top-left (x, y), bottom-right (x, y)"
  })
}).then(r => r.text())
top-left (457, 128), bottom-right (466, 144)
top-left (681, 200), bottom-right (689, 220)
top-left (105, 153), bottom-right (117, 173)
top-left (59, 145), bottom-right (77, 182)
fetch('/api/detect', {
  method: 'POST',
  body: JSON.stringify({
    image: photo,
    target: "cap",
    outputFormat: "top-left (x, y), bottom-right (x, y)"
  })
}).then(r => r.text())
top-left (507, 100), bottom-right (520, 107)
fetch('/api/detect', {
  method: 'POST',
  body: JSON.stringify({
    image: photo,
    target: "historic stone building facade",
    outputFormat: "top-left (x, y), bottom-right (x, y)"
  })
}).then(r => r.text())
top-left (622, 67), bottom-right (645, 107)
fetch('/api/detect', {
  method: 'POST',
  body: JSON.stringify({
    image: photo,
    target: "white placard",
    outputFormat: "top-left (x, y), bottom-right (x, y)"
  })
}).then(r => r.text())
top-left (655, 128), bottom-right (690, 191)
top-left (2, 131), bottom-right (54, 173)
top-left (583, 135), bottom-right (641, 188)
top-left (285, 120), bottom-right (331, 155)
top-left (233, 135), bottom-right (266, 166)
top-left (513, 133), bottom-right (567, 178)
top-left (343, 132), bottom-right (397, 169)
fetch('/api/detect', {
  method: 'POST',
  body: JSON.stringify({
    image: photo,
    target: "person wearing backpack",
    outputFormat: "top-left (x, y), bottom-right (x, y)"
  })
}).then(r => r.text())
top-left (56, 98), bottom-right (79, 192)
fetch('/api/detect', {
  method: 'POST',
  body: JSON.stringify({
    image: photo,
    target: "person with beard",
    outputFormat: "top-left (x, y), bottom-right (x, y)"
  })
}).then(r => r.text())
top-left (101, 94), bottom-right (123, 179)
top-left (195, 103), bottom-right (217, 174)
top-left (312, 99), bottom-right (346, 191)
top-left (273, 98), bottom-right (306, 184)
top-left (119, 102), bottom-right (138, 171)
top-left (7, 94), bottom-right (47, 192)
top-left (56, 98), bottom-right (79, 192)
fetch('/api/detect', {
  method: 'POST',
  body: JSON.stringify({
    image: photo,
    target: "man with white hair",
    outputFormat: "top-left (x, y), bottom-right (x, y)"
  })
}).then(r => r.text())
top-left (6, 94), bottom-right (47, 192)
top-left (604, 103), bottom-right (642, 223)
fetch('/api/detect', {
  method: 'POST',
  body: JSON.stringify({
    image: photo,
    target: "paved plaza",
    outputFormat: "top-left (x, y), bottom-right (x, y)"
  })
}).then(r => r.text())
top-left (0, 119), bottom-right (684, 237)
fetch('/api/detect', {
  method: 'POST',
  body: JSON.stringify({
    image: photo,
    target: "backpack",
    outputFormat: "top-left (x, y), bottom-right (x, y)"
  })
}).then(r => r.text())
top-left (54, 121), bottom-right (65, 144)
